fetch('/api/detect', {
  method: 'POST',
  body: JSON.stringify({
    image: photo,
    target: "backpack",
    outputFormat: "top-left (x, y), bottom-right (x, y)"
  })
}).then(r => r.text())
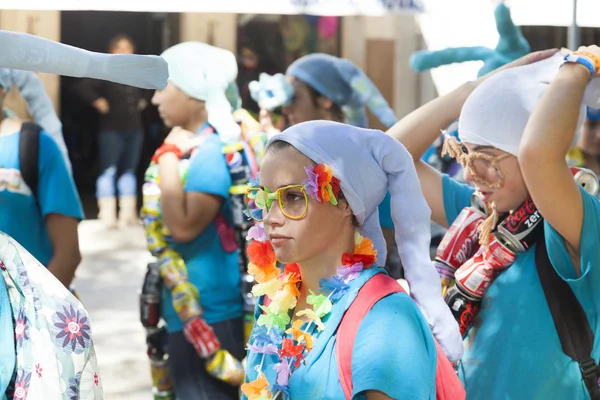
top-left (18, 121), bottom-right (42, 202)
top-left (535, 229), bottom-right (600, 399)
top-left (336, 273), bottom-right (466, 400)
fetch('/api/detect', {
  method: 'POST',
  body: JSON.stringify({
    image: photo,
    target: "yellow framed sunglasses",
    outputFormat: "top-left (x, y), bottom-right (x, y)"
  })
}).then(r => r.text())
top-left (245, 185), bottom-right (309, 222)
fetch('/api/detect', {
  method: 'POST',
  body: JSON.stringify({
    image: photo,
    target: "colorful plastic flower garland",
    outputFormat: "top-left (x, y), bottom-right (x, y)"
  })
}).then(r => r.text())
top-left (241, 164), bottom-right (377, 400)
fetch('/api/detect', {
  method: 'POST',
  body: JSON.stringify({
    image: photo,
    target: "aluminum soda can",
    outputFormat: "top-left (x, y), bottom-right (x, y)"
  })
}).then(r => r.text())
top-left (435, 206), bottom-right (486, 269)
top-left (571, 167), bottom-right (599, 196)
top-left (496, 197), bottom-right (543, 253)
top-left (140, 262), bottom-right (162, 328)
top-left (171, 282), bottom-right (202, 322)
top-left (454, 236), bottom-right (516, 300)
top-left (205, 348), bottom-right (245, 386)
top-left (142, 216), bottom-right (168, 255)
top-left (434, 206), bottom-right (486, 290)
top-left (158, 250), bottom-right (188, 289)
top-left (150, 357), bottom-right (173, 393)
top-left (223, 142), bottom-right (252, 185)
top-left (142, 182), bottom-right (162, 216)
top-left (445, 284), bottom-right (481, 338)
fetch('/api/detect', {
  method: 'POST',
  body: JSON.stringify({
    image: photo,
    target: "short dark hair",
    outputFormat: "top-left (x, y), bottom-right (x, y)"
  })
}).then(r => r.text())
top-left (108, 34), bottom-right (135, 53)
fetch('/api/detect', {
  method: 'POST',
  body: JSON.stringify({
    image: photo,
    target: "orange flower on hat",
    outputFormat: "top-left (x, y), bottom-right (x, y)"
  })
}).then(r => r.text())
top-left (314, 164), bottom-right (335, 203)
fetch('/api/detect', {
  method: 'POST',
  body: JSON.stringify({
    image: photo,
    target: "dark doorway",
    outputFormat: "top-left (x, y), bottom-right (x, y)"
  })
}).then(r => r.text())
top-left (60, 11), bottom-right (179, 218)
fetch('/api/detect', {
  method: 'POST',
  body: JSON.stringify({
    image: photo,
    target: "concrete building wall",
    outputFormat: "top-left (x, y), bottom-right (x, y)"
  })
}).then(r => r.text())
top-left (179, 13), bottom-right (237, 52)
top-left (342, 15), bottom-right (435, 129)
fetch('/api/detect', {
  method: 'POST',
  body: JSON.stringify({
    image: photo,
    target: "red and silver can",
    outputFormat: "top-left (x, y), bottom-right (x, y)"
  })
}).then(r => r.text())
top-left (454, 236), bottom-right (516, 300)
top-left (435, 206), bottom-right (486, 272)
top-left (444, 284), bottom-right (481, 337)
top-left (140, 262), bottom-right (162, 328)
top-left (571, 167), bottom-right (599, 196)
top-left (496, 197), bottom-right (543, 253)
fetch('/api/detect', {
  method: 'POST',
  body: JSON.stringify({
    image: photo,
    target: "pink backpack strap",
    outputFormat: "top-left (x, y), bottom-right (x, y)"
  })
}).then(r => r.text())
top-left (336, 273), bottom-right (402, 400)
top-left (335, 274), bottom-right (466, 400)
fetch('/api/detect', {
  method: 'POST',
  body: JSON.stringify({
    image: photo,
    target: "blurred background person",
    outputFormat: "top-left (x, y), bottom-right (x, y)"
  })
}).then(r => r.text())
top-left (76, 33), bottom-right (148, 228)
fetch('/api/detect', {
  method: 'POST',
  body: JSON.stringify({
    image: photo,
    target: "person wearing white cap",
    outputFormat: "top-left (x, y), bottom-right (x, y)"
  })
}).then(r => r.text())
top-left (389, 46), bottom-right (600, 399)
top-left (241, 120), bottom-right (464, 400)
top-left (148, 41), bottom-right (245, 399)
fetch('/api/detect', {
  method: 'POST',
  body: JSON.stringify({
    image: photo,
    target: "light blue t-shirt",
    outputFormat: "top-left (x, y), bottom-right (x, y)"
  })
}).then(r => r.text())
top-left (244, 267), bottom-right (437, 400)
top-left (161, 130), bottom-right (243, 333)
top-left (442, 174), bottom-right (600, 400)
top-left (0, 130), bottom-right (82, 266)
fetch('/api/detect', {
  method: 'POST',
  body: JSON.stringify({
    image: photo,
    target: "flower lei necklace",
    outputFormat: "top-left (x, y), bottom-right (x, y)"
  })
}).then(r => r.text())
top-left (241, 164), bottom-right (378, 400)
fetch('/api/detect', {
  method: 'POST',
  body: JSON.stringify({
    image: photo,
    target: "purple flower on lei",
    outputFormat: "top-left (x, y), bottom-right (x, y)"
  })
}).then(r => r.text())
top-left (319, 275), bottom-right (350, 301)
top-left (52, 303), bottom-right (91, 354)
top-left (246, 224), bottom-right (267, 241)
top-left (302, 166), bottom-right (320, 201)
top-left (273, 358), bottom-right (291, 386)
top-left (247, 343), bottom-right (279, 355)
top-left (14, 307), bottom-right (30, 350)
top-left (67, 372), bottom-right (82, 400)
top-left (337, 263), bottom-right (364, 283)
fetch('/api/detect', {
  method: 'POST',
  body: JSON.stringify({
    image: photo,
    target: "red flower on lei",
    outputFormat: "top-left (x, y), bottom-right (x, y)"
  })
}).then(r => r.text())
top-left (278, 338), bottom-right (306, 368)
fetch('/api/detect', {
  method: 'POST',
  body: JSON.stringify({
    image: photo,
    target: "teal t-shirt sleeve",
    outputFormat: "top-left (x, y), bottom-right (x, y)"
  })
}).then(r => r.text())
top-left (185, 136), bottom-right (231, 198)
top-left (378, 192), bottom-right (393, 230)
top-left (442, 173), bottom-right (475, 226)
top-left (545, 187), bottom-right (600, 290)
top-left (350, 293), bottom-right (437, 400)
top-left (37, 131), bottom-right (83, 220)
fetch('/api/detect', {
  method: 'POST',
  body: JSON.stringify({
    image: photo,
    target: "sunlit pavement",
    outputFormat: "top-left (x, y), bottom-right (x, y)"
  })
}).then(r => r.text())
top-left (75, 220), bottom-right (153, 400)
